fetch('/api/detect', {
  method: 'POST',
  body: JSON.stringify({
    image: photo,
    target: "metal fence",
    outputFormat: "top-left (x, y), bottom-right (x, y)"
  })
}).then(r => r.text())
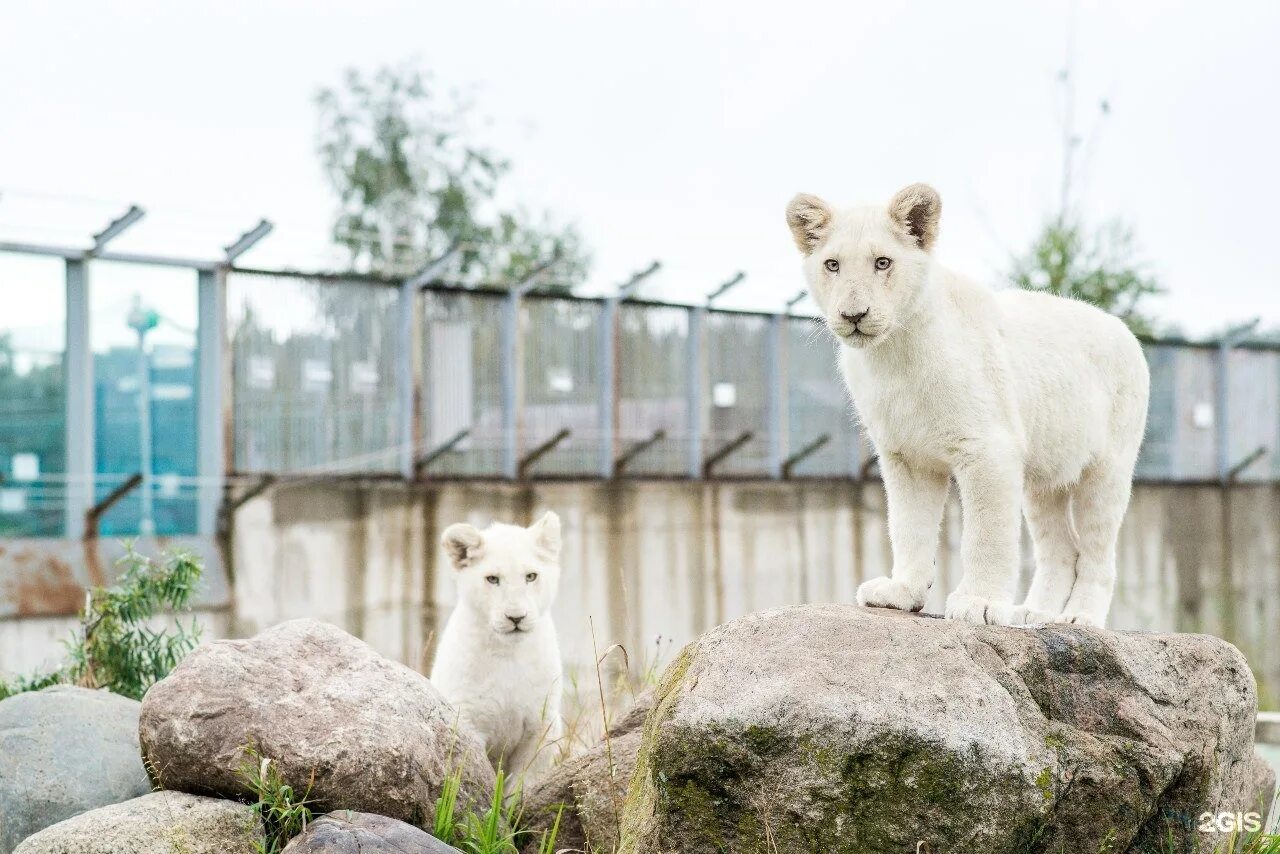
top-left (226, 270), bottom-right (1280, 484)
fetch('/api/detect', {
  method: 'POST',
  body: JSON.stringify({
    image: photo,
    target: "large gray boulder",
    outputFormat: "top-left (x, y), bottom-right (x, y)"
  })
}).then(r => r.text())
top-left (283, 811), bottom-right (461, 852)
top-left (620, 604), bottom-right (1265, 854)
top-left (521, 690), bottom-right (653, 853)
top-left (139, 619), bottom-right (494, 828)
top-left (13, 791), bottom-right (261, 853)
top-left (0, 685), bottom-right (151, 853)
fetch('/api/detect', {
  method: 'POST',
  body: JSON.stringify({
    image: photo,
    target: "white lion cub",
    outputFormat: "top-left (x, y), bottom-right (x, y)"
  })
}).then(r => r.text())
top-left (431, 511), bottom-right (564, 780)
top-left (786, 184), bottom-right (1149, 627)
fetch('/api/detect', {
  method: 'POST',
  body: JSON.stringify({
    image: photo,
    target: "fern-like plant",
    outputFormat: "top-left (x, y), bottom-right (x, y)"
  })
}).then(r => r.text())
top-left (0, 545), bottom-right (203, 701)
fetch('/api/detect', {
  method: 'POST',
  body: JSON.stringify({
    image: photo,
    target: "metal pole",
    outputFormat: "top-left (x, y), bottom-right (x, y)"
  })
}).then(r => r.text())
top-left (1216, 319), bottom-right (1260, 482)
top-left (63, 259), bottom-right (94, 536)
top-left (195, 267), bottom-right (225, 535)
top-left (766, 312), bottom-right (785, 479)
top-left (397, 245), bottom-right (460, 479)
top-left (396, 276), bottom-right (418, 479)
top-left (598, 297), bottom-right (619, 478)
top-left (136, 326), bottom-right (154, 536)
top-left (501, 290), bottom-right (520, 479)
top-left (596, 262), bottom-right (659, 479)
top-left (686, 305), bottom-right (704, 479)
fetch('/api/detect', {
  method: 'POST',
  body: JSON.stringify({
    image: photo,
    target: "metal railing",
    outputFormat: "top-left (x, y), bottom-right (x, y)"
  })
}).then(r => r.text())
top-left (226, 267), bottom-right (1280, 484)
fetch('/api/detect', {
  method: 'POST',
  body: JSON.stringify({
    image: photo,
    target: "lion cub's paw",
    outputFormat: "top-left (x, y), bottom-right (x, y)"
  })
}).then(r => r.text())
top-left (1053, 611), bottom-right (1102, 627)
top-left (1004, 604), bottom-right (1058, 626)
top-left (945, 593), bottom-right (1018, 625)
top-left (856, 576), bottom-right (928, 612)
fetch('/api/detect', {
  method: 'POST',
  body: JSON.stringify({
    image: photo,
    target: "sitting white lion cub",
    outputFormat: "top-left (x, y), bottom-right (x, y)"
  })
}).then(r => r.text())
top-left (786, 184), bottom-right (1149, 626)
top-left (431, 511), bottom-right (564, 780)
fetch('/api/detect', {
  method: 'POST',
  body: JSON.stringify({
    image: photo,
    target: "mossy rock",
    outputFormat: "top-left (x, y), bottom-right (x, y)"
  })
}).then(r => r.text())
top-left (619, 604), bottom-right (1263, 853)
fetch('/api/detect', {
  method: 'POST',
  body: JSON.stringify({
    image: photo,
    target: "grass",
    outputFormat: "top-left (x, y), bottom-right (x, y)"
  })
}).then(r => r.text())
top-left (238, 745), bottom-right (316, 854)
top-left (431, 765), bottom-right (564, 854)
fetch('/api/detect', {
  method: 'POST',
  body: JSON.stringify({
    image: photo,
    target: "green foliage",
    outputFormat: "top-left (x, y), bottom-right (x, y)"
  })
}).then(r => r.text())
top-left (0, 668), bottom-right (64, 701)
top-left (315, 64), bottom-right (589, 287)
top-left (239, 745), bottom-right (316, 854)
top-left (431, 766), bottom-right (563, 854)
top-left (1010, 215), bottom-right (1161, 336)
top-left (66, 546), bottom-right (203, 700)
top-left (0, 546), bottom-right (203, 702)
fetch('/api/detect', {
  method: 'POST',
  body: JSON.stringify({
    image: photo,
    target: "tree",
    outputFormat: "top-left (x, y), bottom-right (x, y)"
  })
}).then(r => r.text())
top-left (1010, 30), bottom-right (1162, 337)
top-left (315, 65), bottom-right (589, 288)
top-left (1009, 216), bottom-right (1161, 336)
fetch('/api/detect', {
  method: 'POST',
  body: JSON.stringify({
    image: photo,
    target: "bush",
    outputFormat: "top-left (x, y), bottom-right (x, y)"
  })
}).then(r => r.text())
top-left (0, 545), bottom-right (203, 701)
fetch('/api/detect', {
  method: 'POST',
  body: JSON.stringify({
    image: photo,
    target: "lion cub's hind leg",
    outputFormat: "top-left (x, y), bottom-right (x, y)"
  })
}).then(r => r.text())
top-left (1009, 487), bottom-right (1079, 624)
top-left (1056, 463), bottom-right (1131, 627)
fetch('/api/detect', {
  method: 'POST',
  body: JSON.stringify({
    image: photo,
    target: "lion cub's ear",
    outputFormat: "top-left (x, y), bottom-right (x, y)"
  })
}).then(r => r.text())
top-left (888, 183), bottom-right (941, 251)
top-left (528, 511), bottom-right (561, 560)
top-left (786, 194), bottom-right (833, 254)
top-left (442, 523), bottom-right (483, 569)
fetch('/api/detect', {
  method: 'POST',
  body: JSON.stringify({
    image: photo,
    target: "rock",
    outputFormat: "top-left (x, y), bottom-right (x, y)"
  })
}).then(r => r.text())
top-left (0, 685), bottom-right (151, 853)
top-left (620, 604), bottom-right (1265, 854)
top-left (283, 811), bottom-right (462, 852)
top-left (521, 690), bottom-right (654, 853)
top-left (12, 791), bottom-right (261, 853)
top-left (139, 619), bottom-right (494, 828)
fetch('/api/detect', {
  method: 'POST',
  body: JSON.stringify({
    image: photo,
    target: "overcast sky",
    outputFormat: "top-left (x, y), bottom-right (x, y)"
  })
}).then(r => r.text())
top-left (2, 0), bottom-right (1277, 345)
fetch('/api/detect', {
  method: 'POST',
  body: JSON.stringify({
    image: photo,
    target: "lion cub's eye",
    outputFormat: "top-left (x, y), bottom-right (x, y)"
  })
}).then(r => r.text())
top-left (823, 259), bottom-right (839, 273)
top-left (485, 575), bottom-right (500, 585)
top-left (874, 256), bottom-right (892, 271)
top-left (525, 572), bottom-right (538, 583)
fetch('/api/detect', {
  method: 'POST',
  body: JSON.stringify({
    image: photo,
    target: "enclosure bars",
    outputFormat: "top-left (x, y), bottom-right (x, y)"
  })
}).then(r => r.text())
top-left (1216, 319), bottom-right (1262, 483)
top-left (598, 262), bottom-right (661, 477)
top-left (0, 213), bottom-right (273, 538)
top-left (397, 244), bottom-right (461, 480)
top-left (691, 273), bottom-right (747, 478)
top-left (499, 258), bottom-right (564, 479)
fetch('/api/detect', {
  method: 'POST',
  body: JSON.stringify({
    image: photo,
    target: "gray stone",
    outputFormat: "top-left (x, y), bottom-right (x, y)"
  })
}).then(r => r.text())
top-left (521, 690), bottom-right (653, 853)
top-left (13, 791), bottom-right (261, 853)
top-left (139, 619), bottom-right (494, 828)
top-left (0, 685), bottom-right (151, 853)
top-left (283, 811), bottom-right (461, 852)
top-left (620, 604), bottom-right (1265, 854)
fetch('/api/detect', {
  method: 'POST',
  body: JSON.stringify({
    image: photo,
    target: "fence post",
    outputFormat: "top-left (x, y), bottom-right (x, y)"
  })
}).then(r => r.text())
top-left (196, 267), bottom-right (227, 535)
top-left (600, 262), bottom-right (660, 478)
top-left (766, 311), bottom-right (785, 478)
top-left (399, 246), bottom-right (459, 480)
top-left (686, 305), bottom-right (704, 479)
top-left (692, 272), bottom-right (746, 479)
top-left (501, 289), bottom-right (521, 479)
top-left (1216, 319), bottom-right (1260, 482)
top-left (63, 258), bottom-right (94, 536)
top-left (598, 297), bottom-right (619, 478)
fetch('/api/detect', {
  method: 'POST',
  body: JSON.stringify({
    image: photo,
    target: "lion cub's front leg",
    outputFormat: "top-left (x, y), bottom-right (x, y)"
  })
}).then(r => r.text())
top-left (856, 456), bottom-right (949, 613)
top-left (946, 451), bottom-right (1023, 625)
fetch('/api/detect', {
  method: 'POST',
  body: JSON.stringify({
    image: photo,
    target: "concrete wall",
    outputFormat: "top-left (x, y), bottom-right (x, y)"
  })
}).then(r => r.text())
top-left (3, 480), bottom-right (1278, 708)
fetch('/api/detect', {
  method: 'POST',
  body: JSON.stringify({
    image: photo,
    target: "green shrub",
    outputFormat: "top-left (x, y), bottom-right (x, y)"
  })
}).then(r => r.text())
top-left (0, 545), bottom-right (203, 701)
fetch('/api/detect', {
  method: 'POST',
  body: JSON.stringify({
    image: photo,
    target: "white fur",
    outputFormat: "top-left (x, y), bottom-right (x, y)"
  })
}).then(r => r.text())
top-left (430, 511), bottom-right (564, 781)
top-left (787, 185), bottom-right (1149, 627)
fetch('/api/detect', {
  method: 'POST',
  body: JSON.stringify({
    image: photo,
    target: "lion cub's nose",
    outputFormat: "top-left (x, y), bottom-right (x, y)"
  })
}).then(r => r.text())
top-left (841, 308), bottom-right (870, 326)
top-left (507, 614), bottom-right (525, 628)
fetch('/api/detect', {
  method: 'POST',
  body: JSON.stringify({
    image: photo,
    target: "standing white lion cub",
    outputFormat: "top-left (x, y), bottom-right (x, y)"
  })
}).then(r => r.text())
top-left (786, 184), bottom-right (1149, 626)
top-left (431, 512), bottom-right (564, 780)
